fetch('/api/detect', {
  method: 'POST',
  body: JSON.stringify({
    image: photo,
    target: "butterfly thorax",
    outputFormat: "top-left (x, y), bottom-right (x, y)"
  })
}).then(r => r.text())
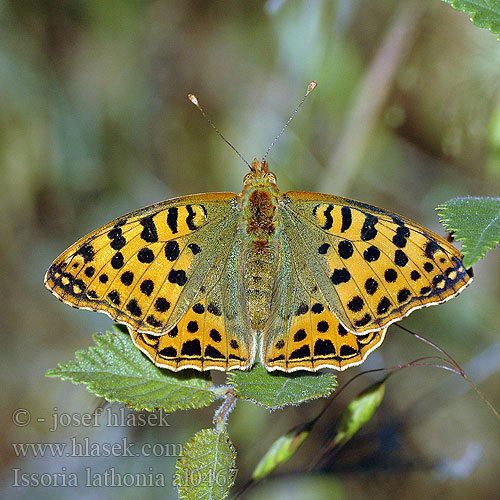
top-left (240, 158), bottom-right (282, 331)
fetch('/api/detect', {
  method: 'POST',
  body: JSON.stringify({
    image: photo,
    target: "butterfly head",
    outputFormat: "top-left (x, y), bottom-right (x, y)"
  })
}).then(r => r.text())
top-left (243, 158), bottom-right (277, 186)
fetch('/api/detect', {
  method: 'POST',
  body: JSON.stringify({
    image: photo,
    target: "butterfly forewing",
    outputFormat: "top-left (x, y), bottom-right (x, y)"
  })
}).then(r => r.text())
top-left (45, 193), bottom-right (239, 336)
top-left (283, 192), bottom-right (472, 335)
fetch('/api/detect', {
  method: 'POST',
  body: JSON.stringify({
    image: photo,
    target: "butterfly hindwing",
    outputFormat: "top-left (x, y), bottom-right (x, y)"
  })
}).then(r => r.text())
top-left (45, 193), bottom-right (240, 336)
top-left (283, 192), bottom-right (473, 335)
top-left (131, 234), bottom-right (254, 371)
top-left (262, 234), bottom-right (386, 371)
top-left (131, 284), bottom-right (254, 371)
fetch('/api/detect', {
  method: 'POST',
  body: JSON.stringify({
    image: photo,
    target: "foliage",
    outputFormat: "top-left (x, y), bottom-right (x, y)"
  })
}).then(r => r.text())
top-left (227, 363), bottom-right (337, 410)
top-left (441, 0), bottom-right (500, 40)
top-left (174, 429), bottom-right (236, 500)
top-left (437, 197), bottom-right (500, 268)
top-left (46, 327), bottom-right (216, 412)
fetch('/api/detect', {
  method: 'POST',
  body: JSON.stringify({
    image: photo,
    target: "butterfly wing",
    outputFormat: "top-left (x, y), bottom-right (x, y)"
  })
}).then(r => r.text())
top-left (281, 192), bottom-right (473, 335)
top-left (46, 193), bottom-right (235, 330)
top-left (261, 233), bottom-right (387, 372)
top-left (45, 192), bottom-right (256, 371)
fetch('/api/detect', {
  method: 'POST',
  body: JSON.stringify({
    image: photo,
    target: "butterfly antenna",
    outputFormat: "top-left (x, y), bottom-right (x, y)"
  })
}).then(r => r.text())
top-left (188, 94), bottom-right (251, 169)
top-left (262, 80), bottom-right (317, 162)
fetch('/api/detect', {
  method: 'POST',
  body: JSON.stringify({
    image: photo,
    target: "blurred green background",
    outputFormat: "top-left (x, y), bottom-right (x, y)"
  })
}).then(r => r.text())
top-left (1, 0), bottom-right (499, 498)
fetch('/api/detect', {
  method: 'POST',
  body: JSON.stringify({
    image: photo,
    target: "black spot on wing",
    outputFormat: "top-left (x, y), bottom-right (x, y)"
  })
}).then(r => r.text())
top-left (204, 345), bottom-right (225, 359)
top-left (140, 279), bottom-right (154, 296)
top-left (138, 247), bottom-right (154, 263)
top-left (76, 244), bottom-right (95, 263)
top-left (311, 303), bottom-right (324, 314)
top-left (364, 245), bottom-right (380, 262)
top-left (167, 326), bottom-right (178, 338)
top-left (410, 270), bottom-right (421, 281)
top-left (126, 299), bottom-right (142, 317)
top-left (318, 243), bottom-right (330, 255)
top-left (168, 269), bottom-right (187, 286)
top-left (425, 241), bottom-right (441, 259)
top-left (331, 268), bottom-right (351, 285)
top-left (186, 205), bottom-right (197, 231)
top-left (192, 303), bottom-right (205, 314)
top-left (361, 214), bottom-right (378, 241)
top-left (394, 249), bottom-right (408, 267)
top-left (317, 321), bottom-right (329, 333)
top-left (341, 206), bottom-right (352, 232)
top-left (392, 225), bottom-right (410, 248)
top-left (121, 271), bottom-right (134, 286)
top-left (187, 321), bottom-right (199, 333)
top-left (354, 314), bottom-right (372, 327)
top-left (321, 205), bottom-right (334, 230)
top-left (165, 241), bottom-right (180, 261)
top-left (167, 207), bottom-right (178, 234)
top-left (111, 252), bottom-right (124, 269)
top-left (339, 345), bottom-right (357, 358)
top-left (377, 297), bottom-right (391, 315)
top-left (108, 228), bottom-right (126, 251)
top-left (159, 346), bottom-right (177, 358)
top-left (365, 278), bottom-right (378, 295)
top-left (210, 329), bottom-right (222, 342)
top-left (338, 240), bottom-right (354, 259)
top-left (108, 290), bottom-right (121, 305)
top-left (397, 288), bottom-right (411, 303)
top-left (384, 268), bottom-right (398, 283)
top-left (188, 243), bottom-right (202, 255)
top-left (110, 236), bottom-right (126, 251)
top-left (294, 329), bottom-right (307, 342)
top-left (289, 345), bottom-right (311, 360)
top-left (146, 315), bottom-right (162, 327)
top-left (347, 296), bottom-right (364, 312)
top-left (140, 216), bottom-right (159, 243)
top-left (154, 297), bottom-right (170, 312)
top-left (314, 339), bottom-right (335, 356)
top-left (181, 339), bottom-right (201, 356)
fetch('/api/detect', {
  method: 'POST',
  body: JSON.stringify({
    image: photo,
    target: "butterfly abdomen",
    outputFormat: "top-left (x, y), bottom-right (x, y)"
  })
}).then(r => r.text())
top-left (243, 241), bottom-right (279, 331)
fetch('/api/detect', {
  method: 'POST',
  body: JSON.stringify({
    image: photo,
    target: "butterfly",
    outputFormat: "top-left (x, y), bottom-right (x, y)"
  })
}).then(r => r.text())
top-left (45, 155), bottom-right (473, 372)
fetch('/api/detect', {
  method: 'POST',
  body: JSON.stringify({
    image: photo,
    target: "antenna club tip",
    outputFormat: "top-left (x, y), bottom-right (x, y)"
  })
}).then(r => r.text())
top-left (307, 81), bottom-right (318, 93)
top-left (188, 94), bottom-right (199, 106)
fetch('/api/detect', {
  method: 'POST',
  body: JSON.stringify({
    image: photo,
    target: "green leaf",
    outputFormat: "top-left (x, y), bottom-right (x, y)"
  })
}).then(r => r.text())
top-left (227, 364), bottom-right (337, 410)
top-left (46, 327), bottom-right (216, 411)
top-left (441, 0), bottom-right (500, 40)
top-left (175, 428), bottom-right (237, 500)
top-left (437, 197), bottom-right (500, 268)
top-left (332, 380), bottom-right (385, 447)
top-left (252, 422), bottom-right (312, 480)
